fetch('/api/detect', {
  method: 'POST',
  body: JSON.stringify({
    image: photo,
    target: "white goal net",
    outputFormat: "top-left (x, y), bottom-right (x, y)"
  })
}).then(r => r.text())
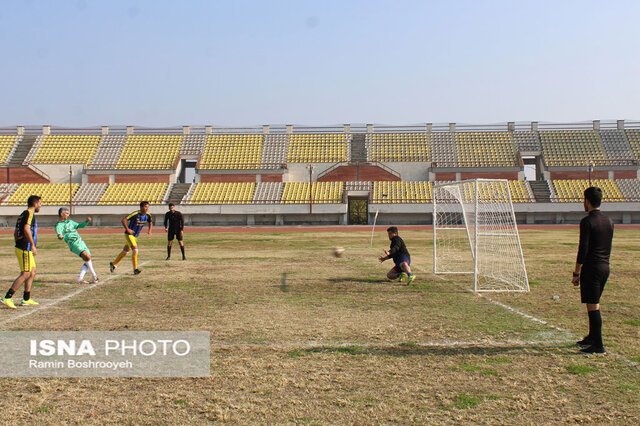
top-left (433, 179), bottom-right (529, 292)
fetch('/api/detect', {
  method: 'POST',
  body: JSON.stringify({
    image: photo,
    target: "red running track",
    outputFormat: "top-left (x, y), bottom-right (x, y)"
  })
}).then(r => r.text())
top-left (1, 224), bottom-right (638, 235)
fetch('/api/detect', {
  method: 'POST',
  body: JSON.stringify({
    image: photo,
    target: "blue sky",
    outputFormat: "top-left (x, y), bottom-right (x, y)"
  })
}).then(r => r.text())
top-left (1, 0), bottom-right (639, 127)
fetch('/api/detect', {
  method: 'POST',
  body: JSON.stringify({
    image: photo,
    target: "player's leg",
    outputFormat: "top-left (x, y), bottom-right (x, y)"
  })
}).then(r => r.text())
top-left (80, 250), bottom-right (98, 283)
top-left (177, 231), bottom-right (185, 260)
top-left (3, 249), bottom-right (33, 308)
top-left (166, 230), bottom-right (174, 260)
top-left (2, 270), bottom-right (30, 309)
top-left (579, 265), bottom-right (607, 354)
top-left (21, 266), bottom-right (39, 306)
top-left (111, 236), bottom-right (133, 272)
top-left (399, 260), bottom-right (416, 284)
top-left (387, 266), bottom-right (400, 280)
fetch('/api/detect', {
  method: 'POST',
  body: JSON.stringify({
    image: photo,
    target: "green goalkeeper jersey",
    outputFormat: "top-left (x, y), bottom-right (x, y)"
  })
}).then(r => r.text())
top-left (55, 219), bottom-right (88, 245)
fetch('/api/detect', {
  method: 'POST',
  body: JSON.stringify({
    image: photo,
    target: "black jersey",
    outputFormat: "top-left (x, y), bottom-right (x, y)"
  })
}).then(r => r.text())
top-left (15, 209), bottom-right (37, 251)
top-left (164, 210), bottom-right (184, 230)
top-left (388, 236), bottom-right (410, 263)
top-left (577, 210), bottom-right (614, 265)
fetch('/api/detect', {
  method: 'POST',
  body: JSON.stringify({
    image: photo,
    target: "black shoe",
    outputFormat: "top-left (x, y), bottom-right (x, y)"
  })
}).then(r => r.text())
top-left (109, 262), bottom-right (116, 273)
top-left (182, 256), bottom-right (186, 261)
top-left (580, 345), bottom-right (606, 354)
top-left (576, 336), bottom-right (593, 347)
top-left (166, 256), bottom-right (171, 260)
top-left (133, 269), bottom-right (142, 275)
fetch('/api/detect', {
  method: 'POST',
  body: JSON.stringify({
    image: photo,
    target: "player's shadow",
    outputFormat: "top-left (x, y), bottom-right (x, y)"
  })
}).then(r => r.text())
top-left (304, 343), bottom-right (572, 357)
top-left (325, 277), bottom-right (470, 293)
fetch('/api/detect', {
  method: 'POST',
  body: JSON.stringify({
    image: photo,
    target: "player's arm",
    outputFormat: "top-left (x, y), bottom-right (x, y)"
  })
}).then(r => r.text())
top-left (23, 223), bottom-right (37, 256)
top-left (147, 214), bottom-right (153, 237)
top-left (164, 212), bottom-right (169, 231)
top-left (178, 212), bottom-right (184, 233)
top-left (122, 217), bottom-right (134, 234)
top-left (76, 218), bottom-right (91, 229)
top-left (55, 222), bottom-right (64, 240)
top-left (573, 220), bottom-right (590, 285)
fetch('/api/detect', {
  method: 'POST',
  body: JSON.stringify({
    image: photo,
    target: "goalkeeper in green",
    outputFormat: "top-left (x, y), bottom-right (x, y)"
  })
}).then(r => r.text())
top-left (55, 207), bottom-right (98, 284)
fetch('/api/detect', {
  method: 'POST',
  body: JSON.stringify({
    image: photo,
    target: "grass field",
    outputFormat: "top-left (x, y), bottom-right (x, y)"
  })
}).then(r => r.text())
top-left (0, 227), bottom-right (638, 423)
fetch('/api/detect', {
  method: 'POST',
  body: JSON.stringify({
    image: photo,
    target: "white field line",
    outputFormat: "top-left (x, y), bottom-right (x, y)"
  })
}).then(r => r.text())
top-left (0, 261), bottom-right (150, 327)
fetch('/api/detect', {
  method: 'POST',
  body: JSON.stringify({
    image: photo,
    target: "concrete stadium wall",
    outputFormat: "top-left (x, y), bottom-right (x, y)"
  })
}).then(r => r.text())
top-left (0, 202), bottom-right (638, 228)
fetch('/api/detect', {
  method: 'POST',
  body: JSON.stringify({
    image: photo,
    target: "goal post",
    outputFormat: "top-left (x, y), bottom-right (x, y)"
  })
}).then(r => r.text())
top-left (433, 179), bottom-right (529, 292)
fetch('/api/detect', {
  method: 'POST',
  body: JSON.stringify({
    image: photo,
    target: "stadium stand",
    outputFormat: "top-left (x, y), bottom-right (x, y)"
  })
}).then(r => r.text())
top-left (456, 132), bottom-right (517, 167)
top-left (116, 135), bottom-right (182, 169)
top-left (189, 182), bottom-right (256, 204)
top-left (281, 181), bottom-right (343, 203)
top-left (73, 183), bottom-right (109, 206)
top-left (6, 183), bottom-right (80, 205)
top-left (0, 183), bottom-right (19, 204)
top-left (199, 135), bottom-right (263, 169)
top-left (539, 130), bottom-right (608, 166)
top-left (551, 179), bottom-right (624, 202)
top-left (625, 129), bottom-right (640, 160)
top-left (600, 130), bottom-right (634, 163)
top-left (29, 135), bottom-right (101, 164)
top-left (615, 179), bottom-right (640, 202)
top-left (181, 134), bottom-right (207, 156)
top-left (260, 135), bottom-right (288, 169)
top-left (89, 135), bottom-right (127, 169)
top-left (372, 181), bottom-right (432, 203)
top-left (253, 182), bottom-right (284, 204)
top-left (366, 133), bottom-right (430, 162)
top-left (509, 180), bottom-right (534, 203)
top-left (344, 181), bottom-right (372, 192)
top-left (0, 135), bottom-right (20, 164)
top-left (513, 131), bottom-right (541, 151)
top-left (287, 134), bottom-right (349, 163)
top-left (98, 183), bottom-right (168, 205)
top-left (430, 133), bottom-right (457, 166)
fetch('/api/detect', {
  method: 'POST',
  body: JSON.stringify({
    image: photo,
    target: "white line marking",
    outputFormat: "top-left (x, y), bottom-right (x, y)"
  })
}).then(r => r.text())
top-left (0, 261), bottom-right (150, 327)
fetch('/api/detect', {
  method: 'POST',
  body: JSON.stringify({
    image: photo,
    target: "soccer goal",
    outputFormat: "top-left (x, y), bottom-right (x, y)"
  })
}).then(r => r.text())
top-left (433, 179), bottom-right (529, 292)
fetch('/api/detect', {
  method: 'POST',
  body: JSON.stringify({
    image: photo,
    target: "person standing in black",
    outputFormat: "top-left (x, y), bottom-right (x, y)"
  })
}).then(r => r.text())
top-left (572, 187), bottom-right (614, 354)
top-left (164, 203), bottom-right (185, 260)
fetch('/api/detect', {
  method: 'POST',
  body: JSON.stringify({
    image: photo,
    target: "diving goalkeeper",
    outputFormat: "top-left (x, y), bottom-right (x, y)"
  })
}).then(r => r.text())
top-left (55, 207), bottom-right (99, 284)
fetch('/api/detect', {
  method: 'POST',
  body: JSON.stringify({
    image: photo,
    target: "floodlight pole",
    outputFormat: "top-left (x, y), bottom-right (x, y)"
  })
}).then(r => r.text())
top-left (307, 164), bottom-right (314, 214)
top-left (69, 165), bottom-right (73, 215)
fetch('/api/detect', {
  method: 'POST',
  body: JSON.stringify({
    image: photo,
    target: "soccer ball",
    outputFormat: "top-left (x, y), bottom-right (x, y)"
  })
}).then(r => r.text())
top-left (333, 247), bottom-right (345, 258)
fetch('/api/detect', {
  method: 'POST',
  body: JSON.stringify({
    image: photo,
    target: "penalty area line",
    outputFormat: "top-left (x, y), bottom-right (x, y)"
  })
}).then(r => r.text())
top-left (0, 261), bottom-right (151, 327)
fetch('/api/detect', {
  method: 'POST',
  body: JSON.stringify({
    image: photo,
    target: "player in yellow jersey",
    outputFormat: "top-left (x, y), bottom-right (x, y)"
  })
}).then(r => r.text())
top-left (1, 195), bottom-right (42, 309)
top-left (110, 201), bottom-right (153, 275)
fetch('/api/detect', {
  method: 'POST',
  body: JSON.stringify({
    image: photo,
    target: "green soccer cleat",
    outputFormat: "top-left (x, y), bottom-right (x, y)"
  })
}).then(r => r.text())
top-left (1, 297), bottom-right (17, 309)
top-left (398, 272), bottom-right (407, 282)
top-left (407, 274), bottom-right (416, 284)
top-left (20, 299), bottom-right (39, 306)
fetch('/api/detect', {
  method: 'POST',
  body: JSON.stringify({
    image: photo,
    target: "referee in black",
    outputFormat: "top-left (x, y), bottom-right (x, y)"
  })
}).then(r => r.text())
top-left (572, 187), bottom-right (613, 354)
top-left (164, 203), bottom-right (185, 260)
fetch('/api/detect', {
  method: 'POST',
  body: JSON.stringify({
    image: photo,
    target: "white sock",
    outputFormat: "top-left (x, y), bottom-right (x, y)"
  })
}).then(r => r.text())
top-left (78, 265), bottom-right (88, 281)
top-left (85, 260), bottom-right (97, 278)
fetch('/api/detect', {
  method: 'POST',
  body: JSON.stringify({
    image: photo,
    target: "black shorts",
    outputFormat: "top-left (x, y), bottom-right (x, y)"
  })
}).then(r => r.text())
top-left (167, 229), bottom-right (183, 241)
top-left (580, 263), bottom-right (609, 304)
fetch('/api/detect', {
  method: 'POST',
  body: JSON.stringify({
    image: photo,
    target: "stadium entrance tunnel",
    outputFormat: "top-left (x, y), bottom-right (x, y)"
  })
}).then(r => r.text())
top-left (348, 197), bottom-right (368, 224)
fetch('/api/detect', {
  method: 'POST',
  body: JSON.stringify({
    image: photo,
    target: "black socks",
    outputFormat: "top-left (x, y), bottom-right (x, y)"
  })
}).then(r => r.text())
top-left (23, 291), bottom-right (30, 301)
top-left (5, 288), bottom-right (15, 299)
top-left (588, 310), bottom-right (603, 347)
top-left (180, 245), bottom-right (185, 258)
